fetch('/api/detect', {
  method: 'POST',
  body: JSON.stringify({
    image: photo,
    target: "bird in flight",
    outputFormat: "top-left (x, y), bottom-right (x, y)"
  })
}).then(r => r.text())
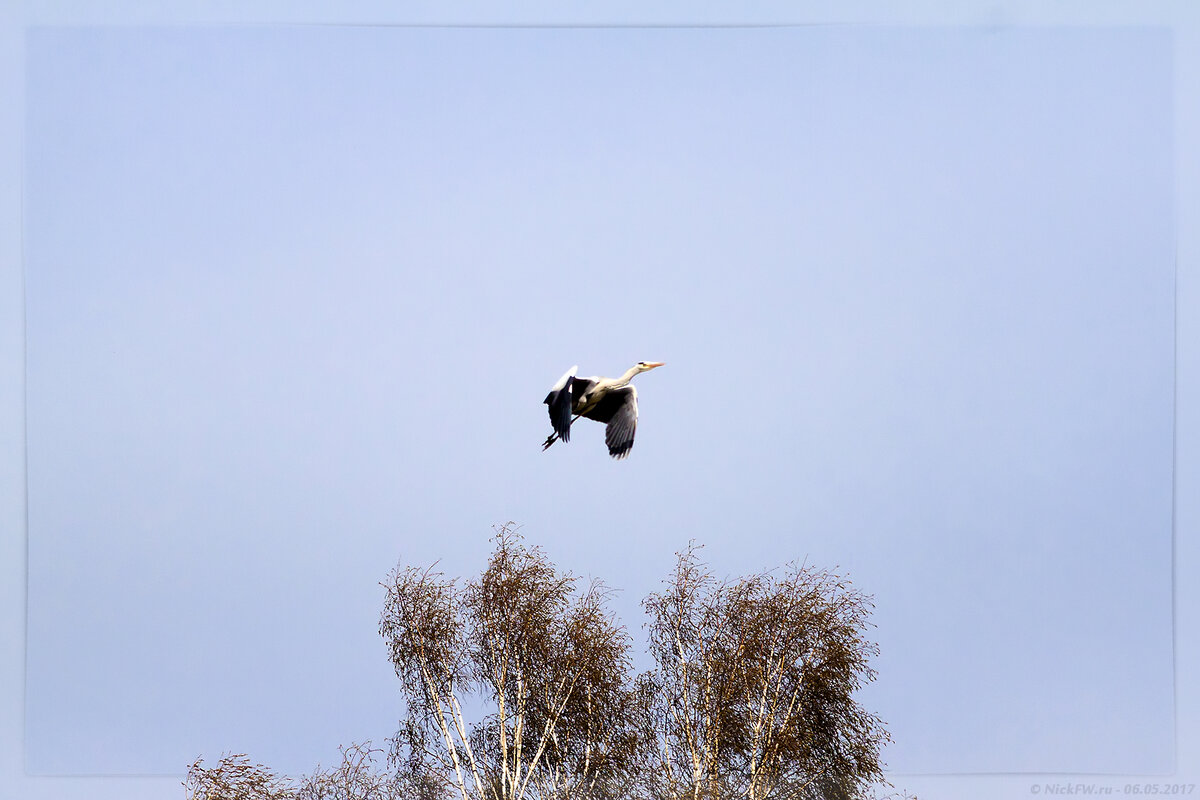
top-left (542, 361), bottom-right (665, 459)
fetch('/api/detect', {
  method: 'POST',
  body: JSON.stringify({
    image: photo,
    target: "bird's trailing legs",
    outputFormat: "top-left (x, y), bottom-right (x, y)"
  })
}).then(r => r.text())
top-left (542, 414), bottom-right (583, 451)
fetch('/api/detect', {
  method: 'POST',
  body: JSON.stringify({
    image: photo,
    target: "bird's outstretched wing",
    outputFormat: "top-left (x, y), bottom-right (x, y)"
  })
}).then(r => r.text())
top-left (569, 377), bottom-right (596, 404)
top-left (544, 366), bottom-right (578, 442)
top-left (581, 385), bottom-right (638, 459)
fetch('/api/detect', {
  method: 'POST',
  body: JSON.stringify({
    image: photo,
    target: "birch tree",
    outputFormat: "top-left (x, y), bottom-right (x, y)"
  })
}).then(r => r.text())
top-left (380, 525), bottom-right (637, 800)
top-left (185, 743), bottom-right (405, 800)
top-left (189, 531), bottom-right (902, 800)
top-left (637, 544), bottom-right (890, 800)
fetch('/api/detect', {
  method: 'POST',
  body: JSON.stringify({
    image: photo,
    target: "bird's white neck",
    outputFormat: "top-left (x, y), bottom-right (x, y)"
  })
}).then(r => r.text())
top-left (588, 365), bottom-right (641, 398)
top-left (614, 365), bottom-right (642, 386)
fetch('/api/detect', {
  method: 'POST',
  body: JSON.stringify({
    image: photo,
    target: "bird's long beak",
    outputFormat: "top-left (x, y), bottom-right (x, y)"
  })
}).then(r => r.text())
top-left (644, 361), bottom-right (665, 369)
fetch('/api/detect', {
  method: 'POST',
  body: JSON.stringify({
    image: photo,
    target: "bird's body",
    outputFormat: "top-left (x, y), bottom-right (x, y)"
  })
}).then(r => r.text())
top-left (543, 361), bottom-right (664, 459)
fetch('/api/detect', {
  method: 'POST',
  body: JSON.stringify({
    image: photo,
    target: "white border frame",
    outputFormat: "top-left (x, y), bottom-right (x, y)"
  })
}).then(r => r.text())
top-left (2, 4), bottom-right (1196, 798)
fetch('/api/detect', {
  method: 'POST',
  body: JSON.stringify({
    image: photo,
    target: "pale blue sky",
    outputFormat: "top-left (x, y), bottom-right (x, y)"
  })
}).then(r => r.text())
top-left (4, 6), bottom-right (1198, 799)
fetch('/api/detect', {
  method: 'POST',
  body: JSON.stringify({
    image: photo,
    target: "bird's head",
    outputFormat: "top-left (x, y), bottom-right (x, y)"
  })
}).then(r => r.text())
top-left (636, 361), bottom-right (665, 373)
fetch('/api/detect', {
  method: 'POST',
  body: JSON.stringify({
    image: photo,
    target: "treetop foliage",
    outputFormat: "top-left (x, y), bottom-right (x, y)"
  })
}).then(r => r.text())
top-left (186, 526), bottom-right (901, 800)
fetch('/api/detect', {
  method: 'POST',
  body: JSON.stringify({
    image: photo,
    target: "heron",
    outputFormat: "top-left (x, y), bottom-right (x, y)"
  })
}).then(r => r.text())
top-left (542, 361), bottom-right (665, 459)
